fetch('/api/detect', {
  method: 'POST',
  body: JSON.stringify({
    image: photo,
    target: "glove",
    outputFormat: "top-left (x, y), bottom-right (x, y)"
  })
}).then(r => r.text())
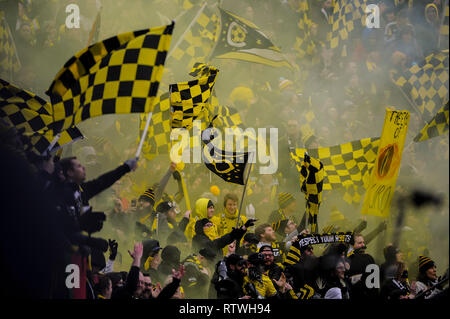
top-left (79, 212), bottom-right (106, 234)
top-left (108, 239), bottom-right (118, 260)
top-left (124, 157), bottom-right (138, 171)
top-left (172, 170), bottom-right (182, 181)
top-left (244, 219), bottom-right (257, 228)
top-left (86, 237), bottom-right (109, 252)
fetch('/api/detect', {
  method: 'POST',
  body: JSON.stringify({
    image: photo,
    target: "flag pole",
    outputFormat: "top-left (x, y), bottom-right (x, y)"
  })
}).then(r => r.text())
top-left (236, 151), bottom-right (254, 229)
top-left (135, 112), bottom-right (153, 159)
top-left (167, 2), bottom-right (207, 59)
top-left (44, 133), bottom-right (61, 156)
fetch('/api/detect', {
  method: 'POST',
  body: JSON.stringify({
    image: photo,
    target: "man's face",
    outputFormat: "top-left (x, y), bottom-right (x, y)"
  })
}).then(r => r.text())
top-left (287, 120), bottom-right (299, 136)
top-left (207, 205), bottom-right (215, 219)
top-left (141, 276), bottom-right (152, 299)
top-left (225, 200), bottom-right (238, 216)
top-left (263, 227), bottom-right (276, 242)
top-left (303, 247), bottom-right (314, 257)
top-left (354, 236), bottom-right (365, 250)
top-left (138, 199), bottom-right (150, 210)
top-left (261, 249), bottom-right (274, 266)
top-left (136, 272), bottom-right (145, 296)
top-left (68, 159), bottom-right (86, 184)
top-left (167, 208), bottom-right (177, 223)
top-left (285, 200), bottom-right (297, 213)
top-left (285, 220), bottom-right (297, 235)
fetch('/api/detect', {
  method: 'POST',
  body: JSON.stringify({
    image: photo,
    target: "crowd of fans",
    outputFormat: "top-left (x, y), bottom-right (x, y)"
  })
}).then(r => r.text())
top-left (0, 0), bottom-right (448, 299)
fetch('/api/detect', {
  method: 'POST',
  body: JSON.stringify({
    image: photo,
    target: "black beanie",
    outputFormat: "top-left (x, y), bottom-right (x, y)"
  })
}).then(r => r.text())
top-left (199, 248), bottom-right (216, 261)
top-left (161, 245), bottom-right (181, 264)
top-left (419, 255), bottom-right (435, 273)
top-left (195, 218), bottom-right (210, 235)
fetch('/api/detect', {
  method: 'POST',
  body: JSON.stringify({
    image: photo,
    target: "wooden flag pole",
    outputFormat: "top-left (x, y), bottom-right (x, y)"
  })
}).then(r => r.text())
top-left (236, 151), bottom-right (255, 229)
top-left (135, 112), bottom-right (153, 159)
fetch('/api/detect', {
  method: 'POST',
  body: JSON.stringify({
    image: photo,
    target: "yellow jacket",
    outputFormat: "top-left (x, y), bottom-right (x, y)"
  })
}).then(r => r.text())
top-left (218, 209), bottom-right (248, 255)
top-left (185, 198), bottom-right (220, 241)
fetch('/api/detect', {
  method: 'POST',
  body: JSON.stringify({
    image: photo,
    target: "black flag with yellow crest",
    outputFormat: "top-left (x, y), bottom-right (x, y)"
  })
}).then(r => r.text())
top-left (201, 124), bottom-right (249, 185)
top-left (211, 8), bottom-right (292, 69)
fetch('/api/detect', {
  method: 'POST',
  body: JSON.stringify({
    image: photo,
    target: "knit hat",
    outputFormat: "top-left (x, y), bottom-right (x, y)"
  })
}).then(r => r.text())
top-left (195, 218), bottom-right (211, 235)
top-left (229, 86), bottom-right (254, 107)
top-left (156, 201), bottom-right (174, 214)
top-left (419, 255), bottom-right (435, 273)
top-left (329, 207), bottom-right (345, 223)
top-left (271, 219), bottom-right (290, 236)
top-left (161, 245), bottom-right (181, 264)
top-left (247, 252), bottom-right (265, 266)
top-left (278, 192), bottom-right (295, 209)
top-left (199, 248), bottom-right (216, 261)
top-left (258, 245), bottom-right (273, 253)
top-left (243, 233), bottom-right (259, 245)
top-left (139, 188), bottom-right (155, 205)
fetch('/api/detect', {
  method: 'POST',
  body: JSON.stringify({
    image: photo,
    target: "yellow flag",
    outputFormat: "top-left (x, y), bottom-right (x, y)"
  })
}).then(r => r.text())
top-left (361, 109), bottom-right (410, 217)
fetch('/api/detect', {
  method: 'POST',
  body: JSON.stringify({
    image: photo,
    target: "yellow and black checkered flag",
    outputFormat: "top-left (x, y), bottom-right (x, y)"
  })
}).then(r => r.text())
top-left (27, 126), bottom-right (84, 155)
top-left (440, 0), bottom-right (449, 49)
top-left (291, 137), bottom-right (379, 190)
top-left (46, 22), bottom-right (175, 133)
top-left (0, 14), bottom-right (21, 77)
top-left (342, 184), bottom-right (365, 205)
top-left (327, 0), bottom-right (368, 56)
top-left (201, 125), bottom-right (249, 185)
top-left (414, 101), bottom-right (449, 142)
top-left (169, 4), bottom-right (220, 73)
top-left (293, 0), bottom-right (317, 59)
top-left (211, 8), bottom-right (292, 69)
top-left (0, 79), bottom-right (53, 133)
top-left (170, 64), bottom-right (218, 129)
top-left (298, 153), bottom-right (324, 234)
top-left (392, 50), bottom-right (449, 123)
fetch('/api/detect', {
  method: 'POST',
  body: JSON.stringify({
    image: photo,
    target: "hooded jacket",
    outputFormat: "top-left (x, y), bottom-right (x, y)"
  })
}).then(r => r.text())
top-left (218, 207), bottom-right (248, 255)
top-left (185, 198), bottom-right (221, 240)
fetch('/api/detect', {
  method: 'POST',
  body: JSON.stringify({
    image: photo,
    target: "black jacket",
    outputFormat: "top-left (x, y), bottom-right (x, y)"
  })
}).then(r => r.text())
top-left (111, 265), bottom-right (140, 299)
top-left (192, 227), bottom-right (246, 259)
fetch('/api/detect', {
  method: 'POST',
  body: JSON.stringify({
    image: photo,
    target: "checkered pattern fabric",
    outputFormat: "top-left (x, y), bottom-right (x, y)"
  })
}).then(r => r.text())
top-left (138, 92), bottom-right (172, 159)
top-left (170, 64), bottom-right (218, 129)
top-left (342, 184), bottom-right (365, 205)
top-left (188, 62), bottom-right (214, 78)
top-left (28, 126), bottom-right (84, 155)
top-left (0, 15), bottom-right (21, 76)
top-left (47, 23), bottom-right (174, 133)
top-left (291, 137), bottom-right (380, 191)
top-left (169, 5), bottom-right (220, 73)
top-left (392, 50), bottom-right (449, 123)
top-left (0, 79), bottom-right (53, 133)
top-left (414, 101), bottom-right (449, 142)
top-left (441, 0), bottom-right (449, 39)
top-left (327, 0), bottom-right (368, 54)
top-left (299, 153), bottom-right (324, 234)
top-left (293, 0), bottom-right (316, 59)
top-left (138, 91), bottom-right (208, 160)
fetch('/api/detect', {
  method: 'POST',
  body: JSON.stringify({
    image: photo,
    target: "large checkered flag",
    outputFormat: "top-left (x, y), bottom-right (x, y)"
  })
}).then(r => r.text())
top-left (327, 0), bottom-right (369, 57)
top-left (299, 152), bottom-right (324, 234)
top-left (170, 63), bottom-right (218, 129)
top-left (414, 101), bottom-right (449, 142)
top-left (0, 79), bottom-right (83, 155)
top-left (392, 50), bottom-right (449, 123)
top-left (291, 137), bottom-right (380, 206)
top-left (46, 22), bottom-right (175, 134)
top-left (0, 14), bottom-right (21, 78)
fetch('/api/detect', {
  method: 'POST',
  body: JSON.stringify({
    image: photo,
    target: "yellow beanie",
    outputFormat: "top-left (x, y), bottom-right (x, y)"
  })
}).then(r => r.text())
top-left (229, 86), bottom-right (254, 107)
